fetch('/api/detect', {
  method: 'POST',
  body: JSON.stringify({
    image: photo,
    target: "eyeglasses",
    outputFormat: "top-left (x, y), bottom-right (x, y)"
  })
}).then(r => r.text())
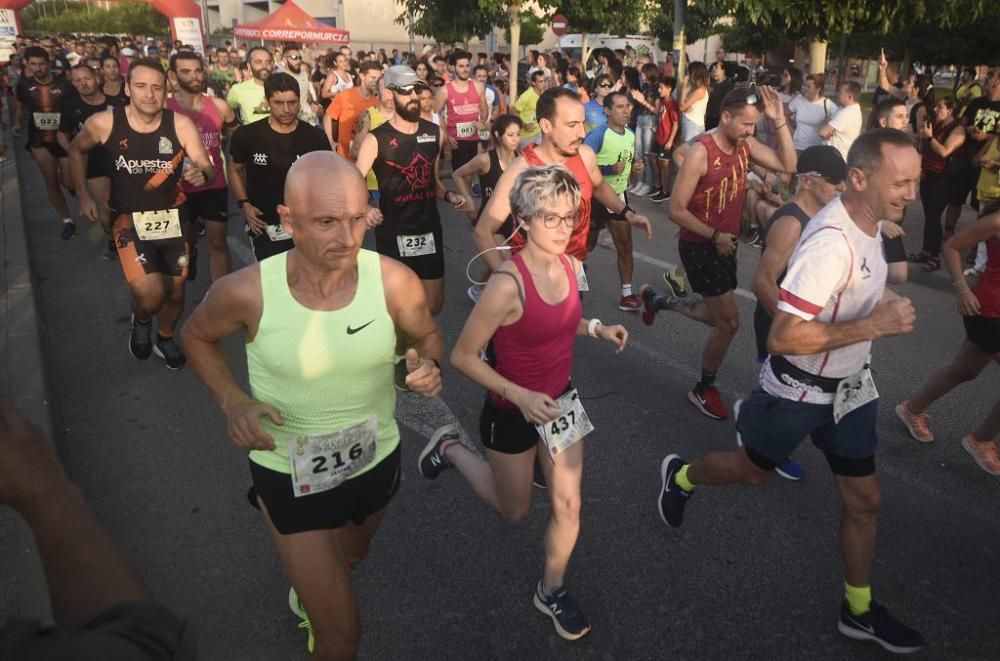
top-left (390, 83), bottom-right (428, 95)
top-left (540, 212), bottom-right (582, 229)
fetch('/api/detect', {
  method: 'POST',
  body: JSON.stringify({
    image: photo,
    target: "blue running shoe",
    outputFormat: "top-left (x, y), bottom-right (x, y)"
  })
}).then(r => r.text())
top-left (734, 398), bottom-right (805, 481)
top-left (838, 600), bottom-right (925, 654)
top-left (532, 580), bottom-right (591, 640)
top-left (657, 454), bottom-right (691, 528)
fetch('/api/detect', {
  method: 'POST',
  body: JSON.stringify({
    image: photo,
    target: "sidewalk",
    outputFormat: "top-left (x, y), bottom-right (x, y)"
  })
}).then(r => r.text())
top-left (0, 138), bottom-right (54, 623)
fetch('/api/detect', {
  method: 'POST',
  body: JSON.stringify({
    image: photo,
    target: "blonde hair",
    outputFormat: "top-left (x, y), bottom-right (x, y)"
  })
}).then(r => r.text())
top-left (509, 165), bottom-right (581, 222)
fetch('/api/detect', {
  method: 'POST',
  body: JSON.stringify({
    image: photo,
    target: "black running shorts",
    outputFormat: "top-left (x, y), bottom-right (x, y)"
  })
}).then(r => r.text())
top-left (374, 224), bottom-right (445, 280)
top-left (247, 445), bottom-right (401, 535)
top-left (185, 188), bottom-right (229, 223)
top-left (678, 238), bottom-right (738, 297)
top-left (479, 395), bottom-right (541, 455)
top-left (963, 315), bottom-right (1000, 355)
top-left (737, 389), bottom-right (878, 477)
top-left (112, 212), bottom-right (191, 282)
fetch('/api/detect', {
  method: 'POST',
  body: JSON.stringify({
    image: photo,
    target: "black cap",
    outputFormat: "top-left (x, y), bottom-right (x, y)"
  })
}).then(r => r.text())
top-left (797, 145), bottom-right (847, 183)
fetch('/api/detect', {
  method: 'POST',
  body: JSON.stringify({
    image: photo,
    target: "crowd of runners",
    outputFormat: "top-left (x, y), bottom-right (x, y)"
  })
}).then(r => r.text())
top-left (4, 32), bottom-right (1000, 659)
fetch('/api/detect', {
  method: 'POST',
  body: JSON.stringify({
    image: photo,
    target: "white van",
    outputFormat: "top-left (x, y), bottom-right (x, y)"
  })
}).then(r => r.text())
top-left (557, 34), bottom-right (664, 67)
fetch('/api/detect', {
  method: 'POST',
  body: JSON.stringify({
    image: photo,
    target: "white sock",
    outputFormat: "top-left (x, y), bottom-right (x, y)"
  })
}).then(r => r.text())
top-left (62, 217), bottom-right (73, 224)
top-left (621, 284), bottom-right (632, 297)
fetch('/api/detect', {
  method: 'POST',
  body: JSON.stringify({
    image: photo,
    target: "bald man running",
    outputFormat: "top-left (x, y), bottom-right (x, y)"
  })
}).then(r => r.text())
top-left (182, 152), bottom-right (444, 659)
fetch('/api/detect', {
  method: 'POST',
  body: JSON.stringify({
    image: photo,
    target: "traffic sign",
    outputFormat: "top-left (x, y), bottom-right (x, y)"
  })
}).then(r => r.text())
top-left (551, 14), bottom-right (569, 37)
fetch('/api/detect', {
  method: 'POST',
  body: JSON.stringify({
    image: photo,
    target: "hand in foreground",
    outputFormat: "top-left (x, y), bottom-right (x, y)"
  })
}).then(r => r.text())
top-left (404, 348), bottom-right (442, 398)
top-left (226, 399), bottom-right (283, 451)
top-left (0, 402), bottom-right (67, 508)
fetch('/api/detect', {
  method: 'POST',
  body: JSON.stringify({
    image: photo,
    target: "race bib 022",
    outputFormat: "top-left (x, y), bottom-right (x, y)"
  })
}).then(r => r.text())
top-left (33, 112), bottom-right (60, 130)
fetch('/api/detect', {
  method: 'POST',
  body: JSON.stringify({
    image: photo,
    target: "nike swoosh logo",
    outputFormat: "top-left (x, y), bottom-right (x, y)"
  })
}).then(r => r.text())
top-left (346, 320), bottom-right (375, 335)
top-left (847, 616), bottom-right (875, 634)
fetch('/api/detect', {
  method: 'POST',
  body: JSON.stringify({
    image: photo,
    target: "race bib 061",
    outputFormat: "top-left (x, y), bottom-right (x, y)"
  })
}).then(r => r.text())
top-left (456, 121), bottom-right (477, 139)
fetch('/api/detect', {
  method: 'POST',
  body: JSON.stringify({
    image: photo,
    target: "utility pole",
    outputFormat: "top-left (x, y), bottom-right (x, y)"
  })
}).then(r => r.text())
top-left (408, 2), bottom-right (415, 56)
top-left (673, 0), bottom-right (685, 86)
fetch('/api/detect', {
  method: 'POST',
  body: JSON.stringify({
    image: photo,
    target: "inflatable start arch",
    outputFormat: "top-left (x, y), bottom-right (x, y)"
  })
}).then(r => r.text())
top-left (0, 0), bottom-right (206, 55)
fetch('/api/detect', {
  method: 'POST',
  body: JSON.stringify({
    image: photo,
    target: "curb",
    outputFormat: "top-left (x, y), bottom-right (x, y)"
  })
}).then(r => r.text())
top-left (1, 137), bottom-right (54, 623)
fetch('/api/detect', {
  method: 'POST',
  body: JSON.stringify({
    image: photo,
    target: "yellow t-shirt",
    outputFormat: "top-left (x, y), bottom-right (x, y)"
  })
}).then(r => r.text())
top-left (514, 88), bottom-right (540, 137)
top-left (364, 107), bottom-right (390, 190)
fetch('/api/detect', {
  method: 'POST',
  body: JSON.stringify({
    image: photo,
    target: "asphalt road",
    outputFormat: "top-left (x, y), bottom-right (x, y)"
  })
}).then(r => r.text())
top-left (4, 142), bottom-right (1000, 661)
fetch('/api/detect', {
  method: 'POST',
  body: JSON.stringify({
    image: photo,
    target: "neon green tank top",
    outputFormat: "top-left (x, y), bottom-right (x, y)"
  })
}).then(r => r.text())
top-left (247, 249), bottom-right (399, 475)
top-left (592, 125), bottom-right (635, 194)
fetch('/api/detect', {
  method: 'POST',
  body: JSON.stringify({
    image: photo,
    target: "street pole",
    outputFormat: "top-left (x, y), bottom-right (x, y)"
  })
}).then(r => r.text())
top-left (672, 0), bottom-right (685, 90)
top-left (408, 4), bottom-right (415, 56)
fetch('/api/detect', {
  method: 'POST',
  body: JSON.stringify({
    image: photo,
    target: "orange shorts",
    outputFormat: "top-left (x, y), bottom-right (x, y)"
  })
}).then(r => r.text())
top-left (112, 212), bottom-right (191, 282)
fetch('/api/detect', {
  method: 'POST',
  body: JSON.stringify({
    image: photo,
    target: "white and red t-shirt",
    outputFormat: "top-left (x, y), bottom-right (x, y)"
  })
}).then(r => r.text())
top-left (761, 197), bottom-right (887, 404)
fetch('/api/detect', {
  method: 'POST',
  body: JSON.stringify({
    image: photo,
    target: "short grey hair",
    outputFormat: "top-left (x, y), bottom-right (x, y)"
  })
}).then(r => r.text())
top-left (508, 165), bottom-right (581, 222)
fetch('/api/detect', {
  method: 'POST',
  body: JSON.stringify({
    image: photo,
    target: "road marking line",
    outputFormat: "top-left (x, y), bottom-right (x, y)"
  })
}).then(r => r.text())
top-left (631, 249), bottom-right (756, 302)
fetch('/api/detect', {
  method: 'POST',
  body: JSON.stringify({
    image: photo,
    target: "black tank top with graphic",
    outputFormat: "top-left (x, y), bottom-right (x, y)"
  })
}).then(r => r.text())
top-left (371, 119), bottom-right (440, 233)
top-left (106, 107), bottom-right (186, 214)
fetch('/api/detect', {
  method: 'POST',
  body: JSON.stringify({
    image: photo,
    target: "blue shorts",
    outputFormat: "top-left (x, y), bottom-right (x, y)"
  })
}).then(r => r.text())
top-left (736, 390), bottom-right (878, 477)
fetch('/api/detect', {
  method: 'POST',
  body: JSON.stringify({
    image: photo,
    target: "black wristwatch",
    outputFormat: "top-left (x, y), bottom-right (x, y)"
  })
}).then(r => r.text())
top-left (621, 204), bottom-right (636, 217)
top-left (237, 199), bottom-right (249, 207)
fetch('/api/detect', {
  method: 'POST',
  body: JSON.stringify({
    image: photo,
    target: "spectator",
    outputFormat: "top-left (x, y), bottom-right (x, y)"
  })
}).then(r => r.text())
top-left (514, 69), bottom-right (546, 148)
top-left (705, 61), bottom-right (734, 130)
top-left (914, 97), bottom-right (966, 272)
top-left (819, 81), bottom-right (863, 160)
top-left (789, 73), bottom-right (836, 152)
top-left (679, 61), bottom-right (710, 141)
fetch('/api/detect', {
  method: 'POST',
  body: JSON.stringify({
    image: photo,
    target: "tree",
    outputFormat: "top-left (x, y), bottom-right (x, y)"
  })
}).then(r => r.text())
top-left (396, 0), bottom-right (503, 49)
top-left (24, 1), bottom-right (168, 36)
top-left (504, 12), bottom-right (545, 49)
top-left (556, 0), bottom-right (646, 64)
top-left (646, 0), bottom-right (718, 53)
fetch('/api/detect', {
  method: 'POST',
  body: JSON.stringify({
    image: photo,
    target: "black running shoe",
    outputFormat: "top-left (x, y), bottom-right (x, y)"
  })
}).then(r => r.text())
top-left (59, 221), bottom-right (76, 240)
top-left (102, 240), bottom-right (117, 262)
top-left (838, 600), bottom-right (925, 654)
top-left (128, 315), bottom-right (152, 360)
top-left (532, 581), bottom-right (591, 640)
top-left (418, 423), bottom-right (459, 479)
top-left (153, 336), bottom-right (187, 370)
top-left (658, 454), bottom-right (691, 528)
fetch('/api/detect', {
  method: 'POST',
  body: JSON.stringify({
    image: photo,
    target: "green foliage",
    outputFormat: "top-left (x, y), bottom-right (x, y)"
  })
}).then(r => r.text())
top-left (646, 1), bottom-right (719, 51)
top-left (24, 1), bottom-right (169, 36)
top-left (396, 0), bottom-right (505, 45)
top-left (556, 0), bottom-right (645, 37)
top-left (504, 12), bottom-right (545, 47)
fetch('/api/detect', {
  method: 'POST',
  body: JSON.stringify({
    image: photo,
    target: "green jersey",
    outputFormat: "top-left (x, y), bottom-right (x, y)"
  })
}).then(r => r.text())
top-left (226, 79), bottom-right (269, 125)
top-left (584, 124), bottom-right (635, 194)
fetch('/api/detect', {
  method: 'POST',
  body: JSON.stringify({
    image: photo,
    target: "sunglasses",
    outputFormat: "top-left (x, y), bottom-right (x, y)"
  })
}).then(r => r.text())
top-left (390, 83), bottom-right (429, 95)
top-left (287, 55), bottom-right (302, 61)
top-left (598, 83), bottom-right (613, 88)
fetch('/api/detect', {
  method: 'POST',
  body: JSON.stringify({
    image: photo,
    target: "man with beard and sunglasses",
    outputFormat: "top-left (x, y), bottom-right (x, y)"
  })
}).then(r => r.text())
top-left (166, 52), bottom-right (239, 281)
top-left (355, 65), bottom-right (468, 318)
top-left (229, 72), bottom-right (331, 261)
top-left (226, 46), bottom-right (273, 125)
top-left (278, 44), bottom-right (321, 126)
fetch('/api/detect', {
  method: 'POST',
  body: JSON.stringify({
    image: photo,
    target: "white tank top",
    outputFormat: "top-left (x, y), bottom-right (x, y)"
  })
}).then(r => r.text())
top-left (681, 89), bottom-right (708, 141)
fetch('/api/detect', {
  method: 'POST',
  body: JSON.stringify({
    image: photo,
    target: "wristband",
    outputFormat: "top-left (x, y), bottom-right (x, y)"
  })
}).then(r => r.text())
top-left (587, 318), bottom-right (602, 338)
top-left (237, 199), bottom-right (249, 206)
top-left (774, 122), bottom-right (787, 130)
top-left (621, 204), bottom-right (636, 217)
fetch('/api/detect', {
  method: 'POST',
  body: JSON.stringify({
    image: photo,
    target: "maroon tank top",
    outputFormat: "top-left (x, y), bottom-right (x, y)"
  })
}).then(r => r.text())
top-left (973, 240), bottom-right (1000, 318)
top-left (490, 253), bottom-right (582, 409)
top-left (679, 132), bottom-right (751, 242)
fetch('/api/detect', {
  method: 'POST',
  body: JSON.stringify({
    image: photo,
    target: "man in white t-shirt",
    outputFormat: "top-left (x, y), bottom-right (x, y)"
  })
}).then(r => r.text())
top-left (819, 81), bottom-right (863, 160)
top-left (788, 73), bottom-right (837, 151)
top-left (657, 129), bottom-right (927, 655)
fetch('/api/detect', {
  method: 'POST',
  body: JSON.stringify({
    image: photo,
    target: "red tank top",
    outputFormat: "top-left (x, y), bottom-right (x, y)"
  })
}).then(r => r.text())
top-left (679, 133), bottom-right (751, 242)
top-left (490, 253), bottom-right (582, 409)
top-left (513, 144), bottom-right (592, 261)
top-left (921, 119), bottom-right (957, 175)
top-left (445, 80), bottom-right (481, 142)
top-left (166, 95), bottom-right (226, 192)
top-left (973, 240), bottom-right (1000, 318)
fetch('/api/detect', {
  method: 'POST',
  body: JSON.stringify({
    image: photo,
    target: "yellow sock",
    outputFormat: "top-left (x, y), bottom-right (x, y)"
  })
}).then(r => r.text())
top-left (845, 583), bottom-right (871, 616)
top-left (676, 464), bottom-right (695, 492)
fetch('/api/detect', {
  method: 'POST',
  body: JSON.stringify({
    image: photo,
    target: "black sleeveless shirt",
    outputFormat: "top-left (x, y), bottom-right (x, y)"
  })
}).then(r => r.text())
top-left (475, 148), bottom-right (518, 229)
top-left (106, 107), bottom-right (186, 214)
top-left (371, 118), bottom-right (440, 233)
